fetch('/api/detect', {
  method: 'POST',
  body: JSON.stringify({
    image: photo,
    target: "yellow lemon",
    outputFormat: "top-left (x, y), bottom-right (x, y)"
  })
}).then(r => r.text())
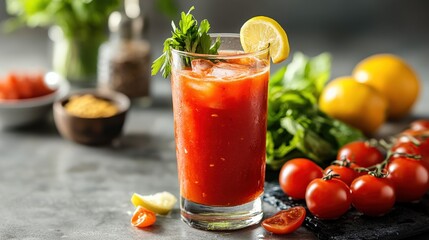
top-left (319, 76), bottom-right (387, 136)
top-left (352, 54), bottom-right (420, 119)
top-left (240, 16), bottom-right (289, 63)
top-left (131, 191), bottom-right (177, 215)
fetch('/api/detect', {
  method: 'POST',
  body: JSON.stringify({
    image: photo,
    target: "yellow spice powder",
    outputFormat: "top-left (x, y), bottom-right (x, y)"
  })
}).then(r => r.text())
top-left (65, 94), bottom-right (119, 118)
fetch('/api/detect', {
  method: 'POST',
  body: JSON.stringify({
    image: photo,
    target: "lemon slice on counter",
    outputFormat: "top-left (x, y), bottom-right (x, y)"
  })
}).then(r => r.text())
top-left (240, 16), bottom-right (290, 63)
top-left (131, 191), bottom-right (177, 215)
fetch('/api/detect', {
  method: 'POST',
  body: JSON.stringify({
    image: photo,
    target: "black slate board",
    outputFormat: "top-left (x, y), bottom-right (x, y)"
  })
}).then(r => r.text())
top-left (263, 182), bottom-right (429, 240)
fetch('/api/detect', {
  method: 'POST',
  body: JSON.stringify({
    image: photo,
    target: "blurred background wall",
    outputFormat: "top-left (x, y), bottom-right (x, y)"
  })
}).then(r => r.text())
top-left (0, 0), bottom-right (428, 79)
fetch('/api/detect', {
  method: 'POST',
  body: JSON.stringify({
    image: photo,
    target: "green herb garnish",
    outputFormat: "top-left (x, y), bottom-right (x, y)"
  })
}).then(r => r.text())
top-left (4, 0), bottom-right (120, 38)
top-left (151, 6), bottom-right (221, 78)
top-left (266, 52), bottom-right (364, 170)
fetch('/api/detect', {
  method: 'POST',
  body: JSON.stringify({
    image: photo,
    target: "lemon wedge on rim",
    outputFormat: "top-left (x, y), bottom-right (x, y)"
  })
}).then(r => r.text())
top-left (240, 16), bottom-right (290, 63)
top-left (131, 191), bottom-right (177, 215)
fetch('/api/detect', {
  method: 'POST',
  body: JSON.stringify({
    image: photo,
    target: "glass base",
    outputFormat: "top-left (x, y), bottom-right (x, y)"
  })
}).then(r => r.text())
top-left (180, 196), bottom-right (263, 231)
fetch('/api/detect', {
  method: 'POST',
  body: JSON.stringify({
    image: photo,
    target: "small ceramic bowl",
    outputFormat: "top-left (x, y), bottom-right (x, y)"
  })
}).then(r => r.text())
top-left (0, 72), bottom-right (70, 129)
top-left (53, 89), bottom-right (130, 145)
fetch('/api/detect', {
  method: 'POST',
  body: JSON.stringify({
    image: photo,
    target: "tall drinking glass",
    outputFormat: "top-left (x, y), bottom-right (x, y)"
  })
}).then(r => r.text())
top-left (170, 34), bottom-right (270, 230)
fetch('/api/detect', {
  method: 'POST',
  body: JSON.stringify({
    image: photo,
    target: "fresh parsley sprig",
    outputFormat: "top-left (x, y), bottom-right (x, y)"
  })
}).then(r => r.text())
top-left (151, 6), bottom-right (221, 78)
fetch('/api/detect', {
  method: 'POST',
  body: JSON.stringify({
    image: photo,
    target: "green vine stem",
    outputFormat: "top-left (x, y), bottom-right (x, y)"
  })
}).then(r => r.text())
top-left (331, 156), bottom-right (353, 168)
top-left (359, 150), bottom-right (422, 178)
top-left (349, 138), bottom-right (423, 178)
top-left (322, 169), bottom-right (341, 181)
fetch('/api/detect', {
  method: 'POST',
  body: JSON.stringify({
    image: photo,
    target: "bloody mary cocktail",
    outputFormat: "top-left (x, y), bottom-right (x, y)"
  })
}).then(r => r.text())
top-left (171, 34), bottom-right (270, 230)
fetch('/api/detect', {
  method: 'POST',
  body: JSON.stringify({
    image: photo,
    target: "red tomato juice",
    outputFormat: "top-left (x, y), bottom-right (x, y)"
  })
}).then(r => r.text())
top-left (171, 55), bottom-right (269, 206)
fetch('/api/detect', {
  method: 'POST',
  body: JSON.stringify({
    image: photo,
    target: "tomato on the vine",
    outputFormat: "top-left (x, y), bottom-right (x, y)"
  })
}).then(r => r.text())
top-left (398, 129), bottom-right (429, 144)
top-left (337, 141), bottom-right (384, 168)
top-left (386, 157), bottom-right (429, 202)
top-left (350, 175), bottom-right (395, 216)
top-left (279, 158), bottom-right (323, 200)
top-left (305, 178), bottom-right (351, 219)
top-left (391, 140), bottom-right (429, 171)
top-left (262, 206), bottom-right (306, 235)
top-left (324, 165), bottom-right (360, 186)
top-left (410, 120), bottom-right (429, 131)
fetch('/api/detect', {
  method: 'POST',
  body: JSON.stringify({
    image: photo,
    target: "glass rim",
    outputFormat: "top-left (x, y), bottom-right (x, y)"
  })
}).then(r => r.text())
top-left (170, 33), bottom-right (270, 59)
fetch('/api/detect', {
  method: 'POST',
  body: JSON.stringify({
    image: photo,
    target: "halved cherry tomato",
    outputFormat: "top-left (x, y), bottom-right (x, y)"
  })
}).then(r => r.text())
top-left (279, 158), bottom-right (323, 200)
top-left (337, 141), bottom-right (384, 168)
top-left (262, 206), bottom-right (306, 235)
top-left (386, 157), bottom-right (429, 202)
top-left (305, 178), bottom-right (351, 219)
top-left (131, 206), bottom-right (156, 228)
top-left (350, 175), bottom-right (395, 216)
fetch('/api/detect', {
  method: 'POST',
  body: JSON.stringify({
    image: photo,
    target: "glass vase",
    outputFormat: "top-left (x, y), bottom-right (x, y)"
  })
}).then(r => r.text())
top-left (50, 26), bottom-right (106, 86)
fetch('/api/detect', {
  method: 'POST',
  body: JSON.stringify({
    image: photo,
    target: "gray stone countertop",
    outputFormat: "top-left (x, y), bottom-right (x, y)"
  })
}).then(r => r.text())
top-left (1, 28), bottom-right (429, 240)
top-left (0, 79), bottom-right (313, 240)
top-left (0, 77), bottom-right (428, 240)
top-left (0, 78), bottom-right (303, 240)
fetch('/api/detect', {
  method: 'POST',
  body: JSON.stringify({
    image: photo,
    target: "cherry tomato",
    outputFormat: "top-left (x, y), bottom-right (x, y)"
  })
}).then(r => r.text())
top-left (30, 73), bottom-right (53, 97)
top-left (2, 74), bottom-right (19, 100)
top-left (351, 163), bottom-right (368, 178)
top-left (17, 75), bottom-right (34, 99)
top-left (0, 83), bottom-right (5, 99)
top-left (324, 165), bottom-right (359, 186)
top-left (410, 120), bottom-right (429, 131)
top-left (350, 175), bottom-right (395, 216)
top-left (305, 178), bottom-right (351, 219)
top-left (391, 139), bottom-right (429, 172)
top-left (279, 158), bottom-right (323, 200)
top-left (0, 72), bottom-right (54, 100)
top-left (337, 141), bottom-right (384, 168)
top-left (262, 206), bottom-right (306, 235)
top-left (131, 206), bottom-right (156, 228)
top-left (387, 157), bottom-right (429, 202)
top-left (398, 129), bottom-right (429, 143)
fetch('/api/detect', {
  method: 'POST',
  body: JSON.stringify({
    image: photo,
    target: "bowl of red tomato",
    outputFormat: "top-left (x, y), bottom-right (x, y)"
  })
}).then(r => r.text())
top-left (0, 71), bottom-right (70, 129)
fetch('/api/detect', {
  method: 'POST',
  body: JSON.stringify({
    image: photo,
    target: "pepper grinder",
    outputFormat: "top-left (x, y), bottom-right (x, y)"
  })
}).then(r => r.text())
top-left (98, 0), bottom-right (151, 106)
